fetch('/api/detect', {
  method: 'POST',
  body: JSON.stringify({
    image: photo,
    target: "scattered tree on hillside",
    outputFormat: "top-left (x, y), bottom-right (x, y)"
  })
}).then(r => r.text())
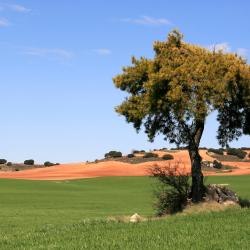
top-left (113, 30), bottom-right (250, 202)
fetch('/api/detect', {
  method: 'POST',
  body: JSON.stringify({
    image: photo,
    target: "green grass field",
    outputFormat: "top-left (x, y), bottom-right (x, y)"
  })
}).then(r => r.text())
top-left (0, 175), bottom-right (249, 249)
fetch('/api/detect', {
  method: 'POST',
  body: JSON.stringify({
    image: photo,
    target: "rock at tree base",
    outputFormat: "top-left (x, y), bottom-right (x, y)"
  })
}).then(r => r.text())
top-left (130, 213), bottom-right (142, 223)
top-left (204, 184), bottom-right (239, 204)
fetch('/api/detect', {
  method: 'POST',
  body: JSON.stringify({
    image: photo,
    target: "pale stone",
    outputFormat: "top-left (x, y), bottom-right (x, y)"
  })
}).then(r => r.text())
top-left (130, 213), bottom-right (141, 223)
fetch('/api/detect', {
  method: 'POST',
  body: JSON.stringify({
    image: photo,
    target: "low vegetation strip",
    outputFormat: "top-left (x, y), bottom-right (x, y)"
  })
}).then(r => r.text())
top-left (0, 208), bottom-right (249, 250)
top-left (100, 156), bottom-right (165, 164)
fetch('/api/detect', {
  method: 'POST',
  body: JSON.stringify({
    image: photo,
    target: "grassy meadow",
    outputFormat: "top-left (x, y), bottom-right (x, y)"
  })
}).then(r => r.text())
top-left (0, 175), bottom-right (249, 249)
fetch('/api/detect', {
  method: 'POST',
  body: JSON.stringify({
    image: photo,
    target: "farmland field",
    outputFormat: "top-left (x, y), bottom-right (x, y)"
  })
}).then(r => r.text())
top-left (0, 176), bottom-right (249, 249)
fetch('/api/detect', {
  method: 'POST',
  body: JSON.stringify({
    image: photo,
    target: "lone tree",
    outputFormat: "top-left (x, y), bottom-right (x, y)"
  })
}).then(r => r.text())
top-left (113, 30), bottom-right (250, 202)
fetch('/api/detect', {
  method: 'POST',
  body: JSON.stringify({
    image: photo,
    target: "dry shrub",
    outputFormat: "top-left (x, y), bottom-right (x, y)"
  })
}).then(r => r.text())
top-left (182, 201), bottom-right (239, 215)
top-left (150, 162), bottom-right (191, 216)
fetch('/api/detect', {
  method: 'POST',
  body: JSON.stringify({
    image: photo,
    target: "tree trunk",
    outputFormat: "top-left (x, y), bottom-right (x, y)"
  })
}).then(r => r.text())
top-left (189, 148), bottom-right (204, 202)
top-left (188, 120), bottom-right (205, 202)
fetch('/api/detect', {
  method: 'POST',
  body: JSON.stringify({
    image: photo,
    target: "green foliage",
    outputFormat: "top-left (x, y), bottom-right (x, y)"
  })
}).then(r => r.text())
top-left (143, 152), bottom-right (158, 158)
top-left (161, 154), bottom-right (174, 160)
top-left (113, 30), bottom-right (250, 148)
top-left (0, 159), bottom-right (7, 164)
top-left (24, 159), bottom-right (35, 165)
top-left (150, 163), bottom-right (191, 215)
top-left (208, 148), bottom-right (224, 155)
top-left (226, 148), bottom-right (247, 159)
top-left (104, 151), bottom-right (122, 158)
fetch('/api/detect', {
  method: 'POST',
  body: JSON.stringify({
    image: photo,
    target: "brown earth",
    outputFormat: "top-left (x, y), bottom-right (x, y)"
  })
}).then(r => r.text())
top-left (0, 150), bottom-right (249, 180)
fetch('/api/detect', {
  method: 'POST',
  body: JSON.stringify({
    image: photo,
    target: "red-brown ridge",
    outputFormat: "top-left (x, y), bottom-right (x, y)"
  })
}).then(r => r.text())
top-left (0, 150), bottom-right (249, 180)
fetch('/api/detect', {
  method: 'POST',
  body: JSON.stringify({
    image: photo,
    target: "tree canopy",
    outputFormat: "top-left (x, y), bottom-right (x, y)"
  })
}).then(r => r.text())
top-left (114, 30), bottom-right (250, 148)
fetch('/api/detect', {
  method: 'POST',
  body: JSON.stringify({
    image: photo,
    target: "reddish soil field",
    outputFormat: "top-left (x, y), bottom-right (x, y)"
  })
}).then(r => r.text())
top-left (0, 150), bottom-right (249, 180)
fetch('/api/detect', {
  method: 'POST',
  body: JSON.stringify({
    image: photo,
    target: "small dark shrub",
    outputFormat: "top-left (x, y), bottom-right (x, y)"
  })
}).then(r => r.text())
top-left (104, 151), bottom-right (122, 158)
top-left (132, 150), bottom-right (146, 154)
top-left (241, 147), bottom-right (250, 150)
top-left (132, 150), bottom-right (139, 154)
top-left (6, 162), bottom-right (12, 167)
top-left (161, 148), bottom-right (168, 151)
top-left (150, 162), bottom-right (191, 215)
top-left (15, 168), bottom-right (19, 171)
top-left (248, 153), bottom-right (250, 158)
top-left (55, 163), bottom-right (60, 165)
top-left (213, 160), bottom-right (222, 169)
top-left (143, 152), bottom-right (158, 158)
top-left (44, 161), bottom-right (55, 167)
top-left (127, 154), bottom-right (135, 158)
top-left (239, 197), bottom-right (250, 208)
top-left (0, 159), bottom-right (7, 164)
top-left (170, 147), bottom-right (188, 150)
top-left (208, 148), bottom-right (224, 155)
top-left (162, 154), bottom-right (174, 160)
top-left (24, 159), bottom-right (34, 165)
top-left (226, 148), bottom-right (247, 159)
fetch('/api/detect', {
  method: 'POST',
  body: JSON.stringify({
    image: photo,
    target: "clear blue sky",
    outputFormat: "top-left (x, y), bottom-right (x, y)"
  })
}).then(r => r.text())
top-left (1, 0), bottom-right (249, 163)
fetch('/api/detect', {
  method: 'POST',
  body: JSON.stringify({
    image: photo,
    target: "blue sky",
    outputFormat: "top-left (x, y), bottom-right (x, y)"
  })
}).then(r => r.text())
top-left (0, 0), bottom-right (249, 163)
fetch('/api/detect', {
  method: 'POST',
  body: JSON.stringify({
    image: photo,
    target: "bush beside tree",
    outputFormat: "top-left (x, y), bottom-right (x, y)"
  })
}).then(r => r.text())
top-left (150, 163), bottom-right (191, 215)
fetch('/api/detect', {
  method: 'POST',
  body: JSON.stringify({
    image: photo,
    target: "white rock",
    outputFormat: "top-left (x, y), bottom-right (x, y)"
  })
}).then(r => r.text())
top-left (130, 213), bottom-right (141, 223)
